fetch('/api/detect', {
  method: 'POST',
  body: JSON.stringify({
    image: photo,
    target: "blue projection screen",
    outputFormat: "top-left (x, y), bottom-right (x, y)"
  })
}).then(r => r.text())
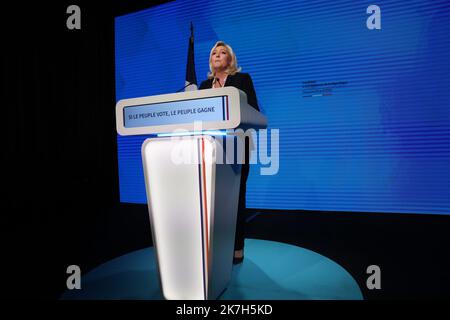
top-left (115, 0), bottom-right (450, 215)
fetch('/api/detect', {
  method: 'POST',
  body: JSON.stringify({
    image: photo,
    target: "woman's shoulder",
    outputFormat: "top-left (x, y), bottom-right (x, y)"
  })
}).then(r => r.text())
top-left (229, 72), bottom-right (253, 84)
top-left (199, 78), bottom-right (213, 89)
top-left (231, 72), bottom-right (250, 79)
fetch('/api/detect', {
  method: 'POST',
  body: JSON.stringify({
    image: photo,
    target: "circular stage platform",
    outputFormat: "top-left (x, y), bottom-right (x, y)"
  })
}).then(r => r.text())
top-left (61, 239), bottom-right (363, 300)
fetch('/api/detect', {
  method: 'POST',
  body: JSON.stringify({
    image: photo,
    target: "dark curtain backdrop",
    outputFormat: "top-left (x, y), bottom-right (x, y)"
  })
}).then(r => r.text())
top-left (1, 1), bottom-right (165, 298)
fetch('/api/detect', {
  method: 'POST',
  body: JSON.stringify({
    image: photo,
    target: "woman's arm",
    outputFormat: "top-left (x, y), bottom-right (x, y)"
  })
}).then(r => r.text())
top-left (242, 73), bottom-right (260, 111)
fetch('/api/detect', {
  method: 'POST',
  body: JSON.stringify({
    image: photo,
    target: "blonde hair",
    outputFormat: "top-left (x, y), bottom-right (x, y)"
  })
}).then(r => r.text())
top-left (207, 41), bottom-right (242, 79)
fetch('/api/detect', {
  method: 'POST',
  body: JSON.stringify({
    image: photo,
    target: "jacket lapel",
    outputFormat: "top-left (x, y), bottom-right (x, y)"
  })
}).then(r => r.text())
top-left (224, 74), bottom-right (233, 87)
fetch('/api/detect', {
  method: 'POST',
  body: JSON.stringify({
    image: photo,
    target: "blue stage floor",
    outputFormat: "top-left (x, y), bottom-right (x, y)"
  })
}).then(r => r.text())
top-left (61, 239), bottom-right (363, 300)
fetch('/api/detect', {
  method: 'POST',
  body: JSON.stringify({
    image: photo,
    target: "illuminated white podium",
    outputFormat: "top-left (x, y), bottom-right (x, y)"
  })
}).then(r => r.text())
top-left (116, 87), bottom-right (267, 300)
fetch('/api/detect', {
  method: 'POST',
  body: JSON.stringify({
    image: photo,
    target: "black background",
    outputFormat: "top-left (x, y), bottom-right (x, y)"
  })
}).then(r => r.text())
top-left (2, 0), bottom-right (449, 300)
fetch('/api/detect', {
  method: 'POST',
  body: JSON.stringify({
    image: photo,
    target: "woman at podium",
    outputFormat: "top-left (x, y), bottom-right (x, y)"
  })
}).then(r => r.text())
top-left (199, 41), bottom-right (260, 264)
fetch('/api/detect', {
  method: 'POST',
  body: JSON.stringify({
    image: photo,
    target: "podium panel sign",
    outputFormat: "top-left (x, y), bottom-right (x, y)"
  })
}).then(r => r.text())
top-left (123, 96), bottom-right (229, 128)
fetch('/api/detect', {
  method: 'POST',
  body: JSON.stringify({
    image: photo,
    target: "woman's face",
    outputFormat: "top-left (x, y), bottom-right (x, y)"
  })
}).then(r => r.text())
top-left (211, 46), bottom-right (230, 72)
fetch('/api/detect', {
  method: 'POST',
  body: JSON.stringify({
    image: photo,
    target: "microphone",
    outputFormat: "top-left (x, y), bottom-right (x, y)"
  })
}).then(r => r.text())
top-left (176, 82), bottom-right (197, 92)
top-left (213, 77), bottom-right (222, 87)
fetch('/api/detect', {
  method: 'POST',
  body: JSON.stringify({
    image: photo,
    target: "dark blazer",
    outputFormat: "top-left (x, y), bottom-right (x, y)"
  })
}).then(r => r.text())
top-left (199, 72), bottom-right (260, 111)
